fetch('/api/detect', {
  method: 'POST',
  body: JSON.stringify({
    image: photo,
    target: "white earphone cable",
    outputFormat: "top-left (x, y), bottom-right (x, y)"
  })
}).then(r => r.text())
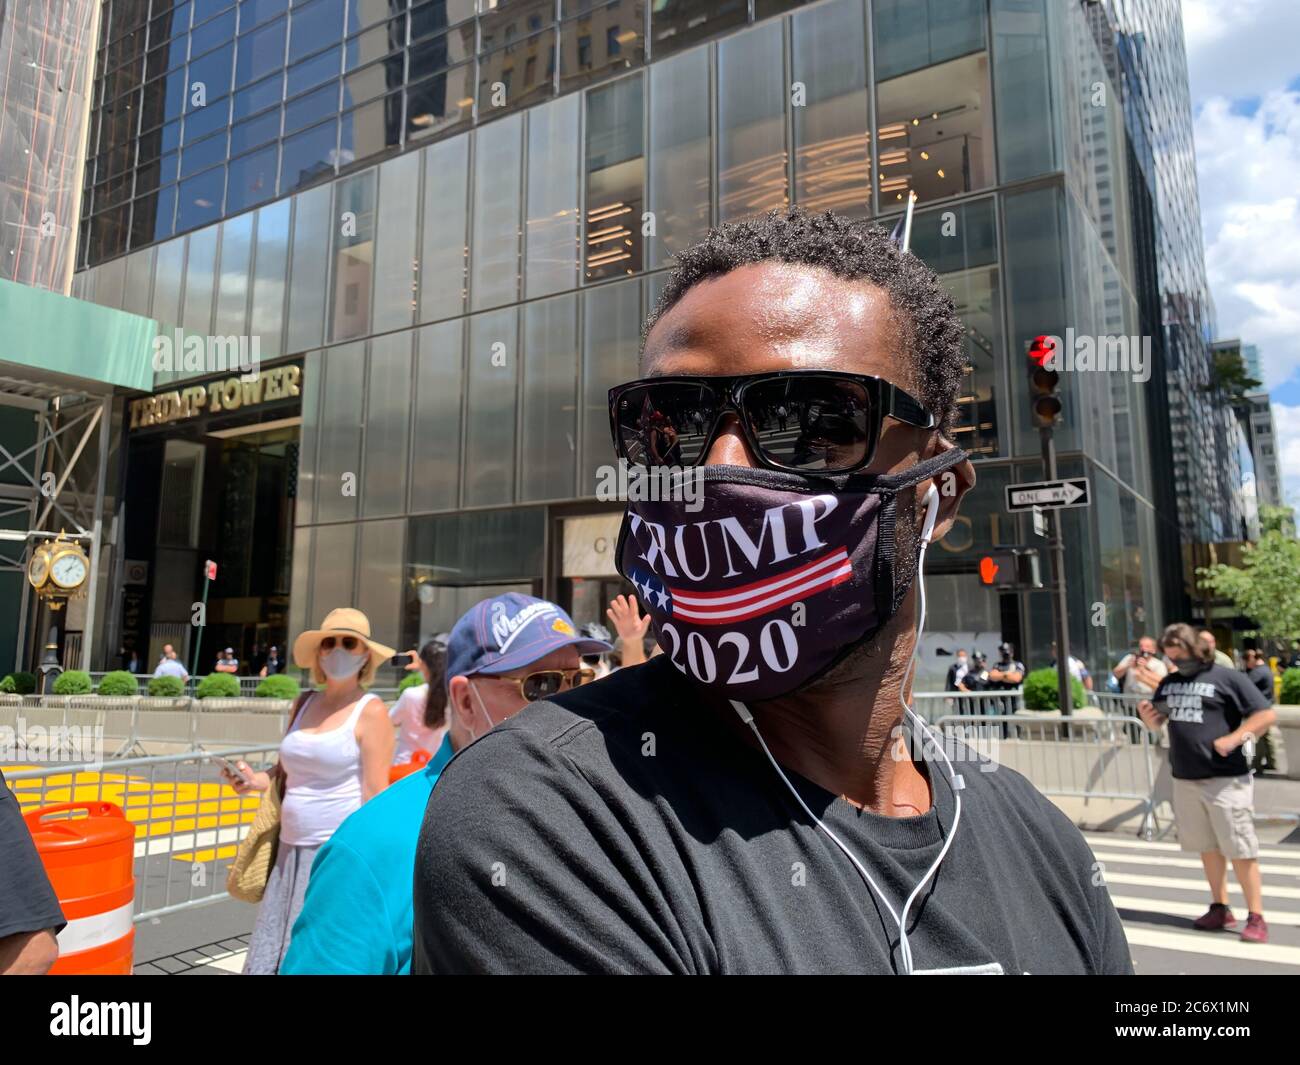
top-left (732, 482), bottom-right (964, 974)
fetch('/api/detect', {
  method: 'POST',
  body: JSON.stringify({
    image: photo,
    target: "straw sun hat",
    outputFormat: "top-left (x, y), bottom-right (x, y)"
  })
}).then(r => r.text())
top-left (292, 607), bottom-right (395, 681)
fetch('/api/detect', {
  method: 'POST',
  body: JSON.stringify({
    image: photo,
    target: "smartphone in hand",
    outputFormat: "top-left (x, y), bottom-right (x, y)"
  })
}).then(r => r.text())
top-left (211, 755), bottom-right (252, 785)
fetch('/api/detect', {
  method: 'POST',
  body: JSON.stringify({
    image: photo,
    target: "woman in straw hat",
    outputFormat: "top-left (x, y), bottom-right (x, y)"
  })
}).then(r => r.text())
top-left (221, 608), bottom-right (395, 973)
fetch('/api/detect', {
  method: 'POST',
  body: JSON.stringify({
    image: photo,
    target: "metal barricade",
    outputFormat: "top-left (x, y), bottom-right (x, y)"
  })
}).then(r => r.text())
top-left (912, 689), bottom-right (1024, 723)
top-left (1088, 691), bottom-right (1144, 717)
top-left (5, 745), bottom-right (282, 922)
top-left (193, 698), bottom-right (293, 748)
top-left (932, 712), bottom-right (1160, 838)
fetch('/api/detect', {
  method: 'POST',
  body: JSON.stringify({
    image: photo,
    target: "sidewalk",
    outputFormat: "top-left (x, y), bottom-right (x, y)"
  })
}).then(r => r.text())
top-left (1254, 773), bottom-right (1300, 840)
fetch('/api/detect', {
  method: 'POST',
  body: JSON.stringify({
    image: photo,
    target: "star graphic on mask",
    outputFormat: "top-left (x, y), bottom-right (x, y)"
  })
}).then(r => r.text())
top-left (655, 589), bottom-right (669, 609)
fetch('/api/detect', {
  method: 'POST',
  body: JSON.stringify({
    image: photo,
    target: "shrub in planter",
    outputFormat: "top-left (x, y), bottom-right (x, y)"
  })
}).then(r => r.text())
top-left (398, 671), bottom-right (425, 694)
top-left (255, 674), bottom-right (300, 700)
top-left (98, 670), bottom-right (140, 696)
top-left (1022, 667), bottom-right (1086, 711)
top-left (195, 673), bottom-right (241, 700)
top-left (1280, 667), bottom-right (1300, 706)
top-left (147, 674), bottom-right (186, 698)
top-left (8, 671), bottom-right (37, 695)
top-left (0, 676), bottom-right (15, 693)
top-left (52, 670), bottom-right (93, 696)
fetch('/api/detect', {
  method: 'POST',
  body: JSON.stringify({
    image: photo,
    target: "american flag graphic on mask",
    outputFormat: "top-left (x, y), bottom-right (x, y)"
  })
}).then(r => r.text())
top-left (666, 547), bottom-right (852, 626)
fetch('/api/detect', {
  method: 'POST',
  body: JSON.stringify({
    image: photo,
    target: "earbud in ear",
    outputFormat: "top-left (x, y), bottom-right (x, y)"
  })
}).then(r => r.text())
top-left (920, 484), bottom-right (941, 547)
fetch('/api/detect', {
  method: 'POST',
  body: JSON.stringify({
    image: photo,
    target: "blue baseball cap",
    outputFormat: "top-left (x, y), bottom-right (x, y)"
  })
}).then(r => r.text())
top-left (445, 593), bottom-right (612, 687)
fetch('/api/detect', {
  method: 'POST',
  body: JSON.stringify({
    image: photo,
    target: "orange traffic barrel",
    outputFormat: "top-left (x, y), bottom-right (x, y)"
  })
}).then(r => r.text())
top-left (388, 747), bottom-right (432, 784)
top-left (24, 801), bottom-right (135, 975)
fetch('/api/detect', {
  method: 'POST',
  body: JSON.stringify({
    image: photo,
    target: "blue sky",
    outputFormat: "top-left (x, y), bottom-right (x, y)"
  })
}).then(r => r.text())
top-left (1182, 0), bottom-right (1300, 505)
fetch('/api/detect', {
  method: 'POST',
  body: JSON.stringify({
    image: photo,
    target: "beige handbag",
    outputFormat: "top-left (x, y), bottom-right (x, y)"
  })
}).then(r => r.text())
top-left (226, 694), bottom-right (308, 903)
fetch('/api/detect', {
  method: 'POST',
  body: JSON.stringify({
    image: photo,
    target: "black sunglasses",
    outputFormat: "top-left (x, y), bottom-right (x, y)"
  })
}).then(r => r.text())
top-left (608, 371), bottom-right (937, 473)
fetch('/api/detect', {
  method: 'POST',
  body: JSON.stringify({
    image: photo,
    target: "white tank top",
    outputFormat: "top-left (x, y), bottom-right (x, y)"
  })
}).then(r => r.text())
top-left (278, 693), bottom-right (373, 847)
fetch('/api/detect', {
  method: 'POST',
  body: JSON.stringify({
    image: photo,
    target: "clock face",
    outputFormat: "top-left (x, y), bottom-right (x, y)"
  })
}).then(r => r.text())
top-left (50, 552), bottom-right (88, 590)
top-left (27, 552), bottom-right (49, 587)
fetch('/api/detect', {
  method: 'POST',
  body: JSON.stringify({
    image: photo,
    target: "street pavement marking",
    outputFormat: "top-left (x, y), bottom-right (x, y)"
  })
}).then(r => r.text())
top-left (1102, 870), bottom-right (1300, 899)
top-left (1084, 834), bottom-right (1300, 862)
top-left (203, 951), bottom-right (247, 973)
top-left (135, 824), bottom-right (249, 862)
top-left (1122, 926), bottom-right (1300, 967)
top-left (1092, 850), bottom-right (1300, 878)
top-left (8, 766), bottom-right (259, 862)
top-left (1108, 893), bottom-right (1300, 928)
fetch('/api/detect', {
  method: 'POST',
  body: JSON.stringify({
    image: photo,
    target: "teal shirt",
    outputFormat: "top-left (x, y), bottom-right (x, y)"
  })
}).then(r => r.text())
top-left (281, 735), bottom-right (454, 975)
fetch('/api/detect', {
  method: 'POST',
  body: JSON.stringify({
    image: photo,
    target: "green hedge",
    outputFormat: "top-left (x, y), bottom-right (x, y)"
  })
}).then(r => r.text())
top-left (255, 674), bottom-right (300, 700)
top-left (52, 670), bottom-right (93, 695)
top-left (1281, 667), bottom-right (1300, 706)
top-left (1, 671), bottom-right (37, 695)
top-left (147, 674), bottom-right (186, 697)
top-left (97, 670), bottom-right (140, 696)
top-left (1023, 667), bottom-right (1086, 711)
top-left (195, 673), bottom-right (241, 700)
top-left (397, 671), bottom-right (424, 693)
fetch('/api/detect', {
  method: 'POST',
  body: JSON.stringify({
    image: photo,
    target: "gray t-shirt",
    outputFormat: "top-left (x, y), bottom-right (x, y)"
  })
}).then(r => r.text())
top-left (413, 656), bottom-right (1132, 975)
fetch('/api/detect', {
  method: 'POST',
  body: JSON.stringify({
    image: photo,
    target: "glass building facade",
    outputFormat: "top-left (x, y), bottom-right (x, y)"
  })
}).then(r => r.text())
top-left (0, 0), bottom-right (100, 291)
top-left (71, 0), bottom-right (1235, 679)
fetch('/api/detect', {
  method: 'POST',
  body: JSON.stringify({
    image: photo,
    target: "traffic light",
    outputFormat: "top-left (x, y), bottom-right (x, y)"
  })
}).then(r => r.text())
top-left (977, 549), bottom-right (1042, 589)
top-left (1027, 334), bottom-right (1062, 427)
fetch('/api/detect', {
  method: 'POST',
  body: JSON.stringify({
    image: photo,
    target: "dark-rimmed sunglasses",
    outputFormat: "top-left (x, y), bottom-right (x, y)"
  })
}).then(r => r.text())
top-left (320, 635), bottom-right (362, 652)
top-left (489, 667), bottom-right (597, 702)
top-left (608, 371), bottom-right (936, 473)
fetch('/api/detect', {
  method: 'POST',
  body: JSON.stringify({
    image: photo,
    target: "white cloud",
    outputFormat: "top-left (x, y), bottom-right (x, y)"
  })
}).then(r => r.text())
top-left (1269, 402), bottom-right (1300, 508)
top-left (1192, 90), bottom-right (1300, 390)
top-left (1182, 0), bottom-right (1300, 103)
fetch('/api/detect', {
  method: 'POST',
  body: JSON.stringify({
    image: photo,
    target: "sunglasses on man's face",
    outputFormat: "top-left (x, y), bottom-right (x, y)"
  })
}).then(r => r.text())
top-left (608, 371), bottom-right (937, 474)
top-left (320, 635), bottom-right (362, 652)
top-left (491, 667), bottom-right (597, 702)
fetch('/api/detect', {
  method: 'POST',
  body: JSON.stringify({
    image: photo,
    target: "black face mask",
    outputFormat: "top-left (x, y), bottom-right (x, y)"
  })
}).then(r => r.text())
top-left (615, 449), bottom-right (966, 702)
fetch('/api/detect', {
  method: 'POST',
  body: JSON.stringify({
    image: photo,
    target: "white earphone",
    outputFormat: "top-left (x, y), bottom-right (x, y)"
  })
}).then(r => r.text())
top-left (732, 476), bottom-right (964, 974)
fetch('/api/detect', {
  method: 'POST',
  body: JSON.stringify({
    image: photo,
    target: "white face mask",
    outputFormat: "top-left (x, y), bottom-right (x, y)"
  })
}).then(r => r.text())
top-left (467, 681), bottom-right (498, 741)
top-left (320, 646), bottom-right (366, 681)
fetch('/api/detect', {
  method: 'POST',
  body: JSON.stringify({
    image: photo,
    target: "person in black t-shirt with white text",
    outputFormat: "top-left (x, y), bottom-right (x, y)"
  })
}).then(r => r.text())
top-left (1138, 623), bottom-right (1275, 943)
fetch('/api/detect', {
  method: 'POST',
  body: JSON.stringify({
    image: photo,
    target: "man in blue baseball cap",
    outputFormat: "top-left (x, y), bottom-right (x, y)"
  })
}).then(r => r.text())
top-left (282, 593), bottom-right (608, 975)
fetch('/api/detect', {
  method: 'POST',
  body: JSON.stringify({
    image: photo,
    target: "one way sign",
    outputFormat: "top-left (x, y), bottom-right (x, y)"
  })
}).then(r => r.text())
top-left (1005, 477), bottom-right (1091, 512)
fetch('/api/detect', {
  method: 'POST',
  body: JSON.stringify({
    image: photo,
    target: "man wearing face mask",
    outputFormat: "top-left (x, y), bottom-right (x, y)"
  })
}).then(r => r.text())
top-left (944, 649), bottom-right (969, 692)
top-left (413, 208), bottom-right (1131, 975)
top-left (283, 594), bottom-right (609, 974)
top-left (1138, 624), bottom-right (1275, 943)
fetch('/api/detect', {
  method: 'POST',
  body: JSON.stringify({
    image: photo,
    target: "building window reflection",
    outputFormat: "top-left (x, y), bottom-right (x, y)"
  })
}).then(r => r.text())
top-left (583, 74), bottom-right (644, 281)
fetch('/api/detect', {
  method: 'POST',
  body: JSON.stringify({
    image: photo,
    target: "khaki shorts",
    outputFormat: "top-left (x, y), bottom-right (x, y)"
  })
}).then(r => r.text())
top-left (1172, 774), bottom-right (1259, 859)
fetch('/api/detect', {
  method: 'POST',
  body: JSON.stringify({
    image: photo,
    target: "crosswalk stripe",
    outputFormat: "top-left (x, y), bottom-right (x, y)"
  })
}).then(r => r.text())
top-left (203, 950), bottom-right (247, 973)
top-left (134, 824), bottom-right (249, 859)
top-left (1108, 894), bottom-right (1300, 928)
top-left (1103, 870), bottom-right (1300, 900)
top-left (1122, 926), bottom-right (1300, 966)
top-left (1084, 834), bottom-right (1300, 862)
top-left (1092, 850), bottom-right (1300, 878)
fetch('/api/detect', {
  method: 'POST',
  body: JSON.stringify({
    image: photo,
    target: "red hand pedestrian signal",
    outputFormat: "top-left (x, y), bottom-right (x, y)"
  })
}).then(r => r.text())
top-left (979, 556), bottom-right (999, 585)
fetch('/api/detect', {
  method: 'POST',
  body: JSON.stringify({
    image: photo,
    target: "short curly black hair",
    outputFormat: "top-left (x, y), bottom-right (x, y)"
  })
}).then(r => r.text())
top-left (642, 206), bottom-right (967, 435)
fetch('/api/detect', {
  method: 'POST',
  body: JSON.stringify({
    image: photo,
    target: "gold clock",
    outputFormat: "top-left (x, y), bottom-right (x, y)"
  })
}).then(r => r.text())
top-left (27, 545), bottom-right (50, 588)
top-left (28, 532), bottom-right (90, 601)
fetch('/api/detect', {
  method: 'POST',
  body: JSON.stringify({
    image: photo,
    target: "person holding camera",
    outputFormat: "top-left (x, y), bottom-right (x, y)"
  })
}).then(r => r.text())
top-left (1113, 635), bottom-right (1168, 698)
top-left (1137, 624), bottom-right (1275, 943)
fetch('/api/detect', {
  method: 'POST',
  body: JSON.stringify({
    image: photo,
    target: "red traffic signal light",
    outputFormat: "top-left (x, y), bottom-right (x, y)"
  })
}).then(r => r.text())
top-left (1027, 334), bottom-right (1062, 428)
top-left (979, 556), bottom-right (1000, 585)
top-left (1027, 335), bottom-right (1056, 368)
